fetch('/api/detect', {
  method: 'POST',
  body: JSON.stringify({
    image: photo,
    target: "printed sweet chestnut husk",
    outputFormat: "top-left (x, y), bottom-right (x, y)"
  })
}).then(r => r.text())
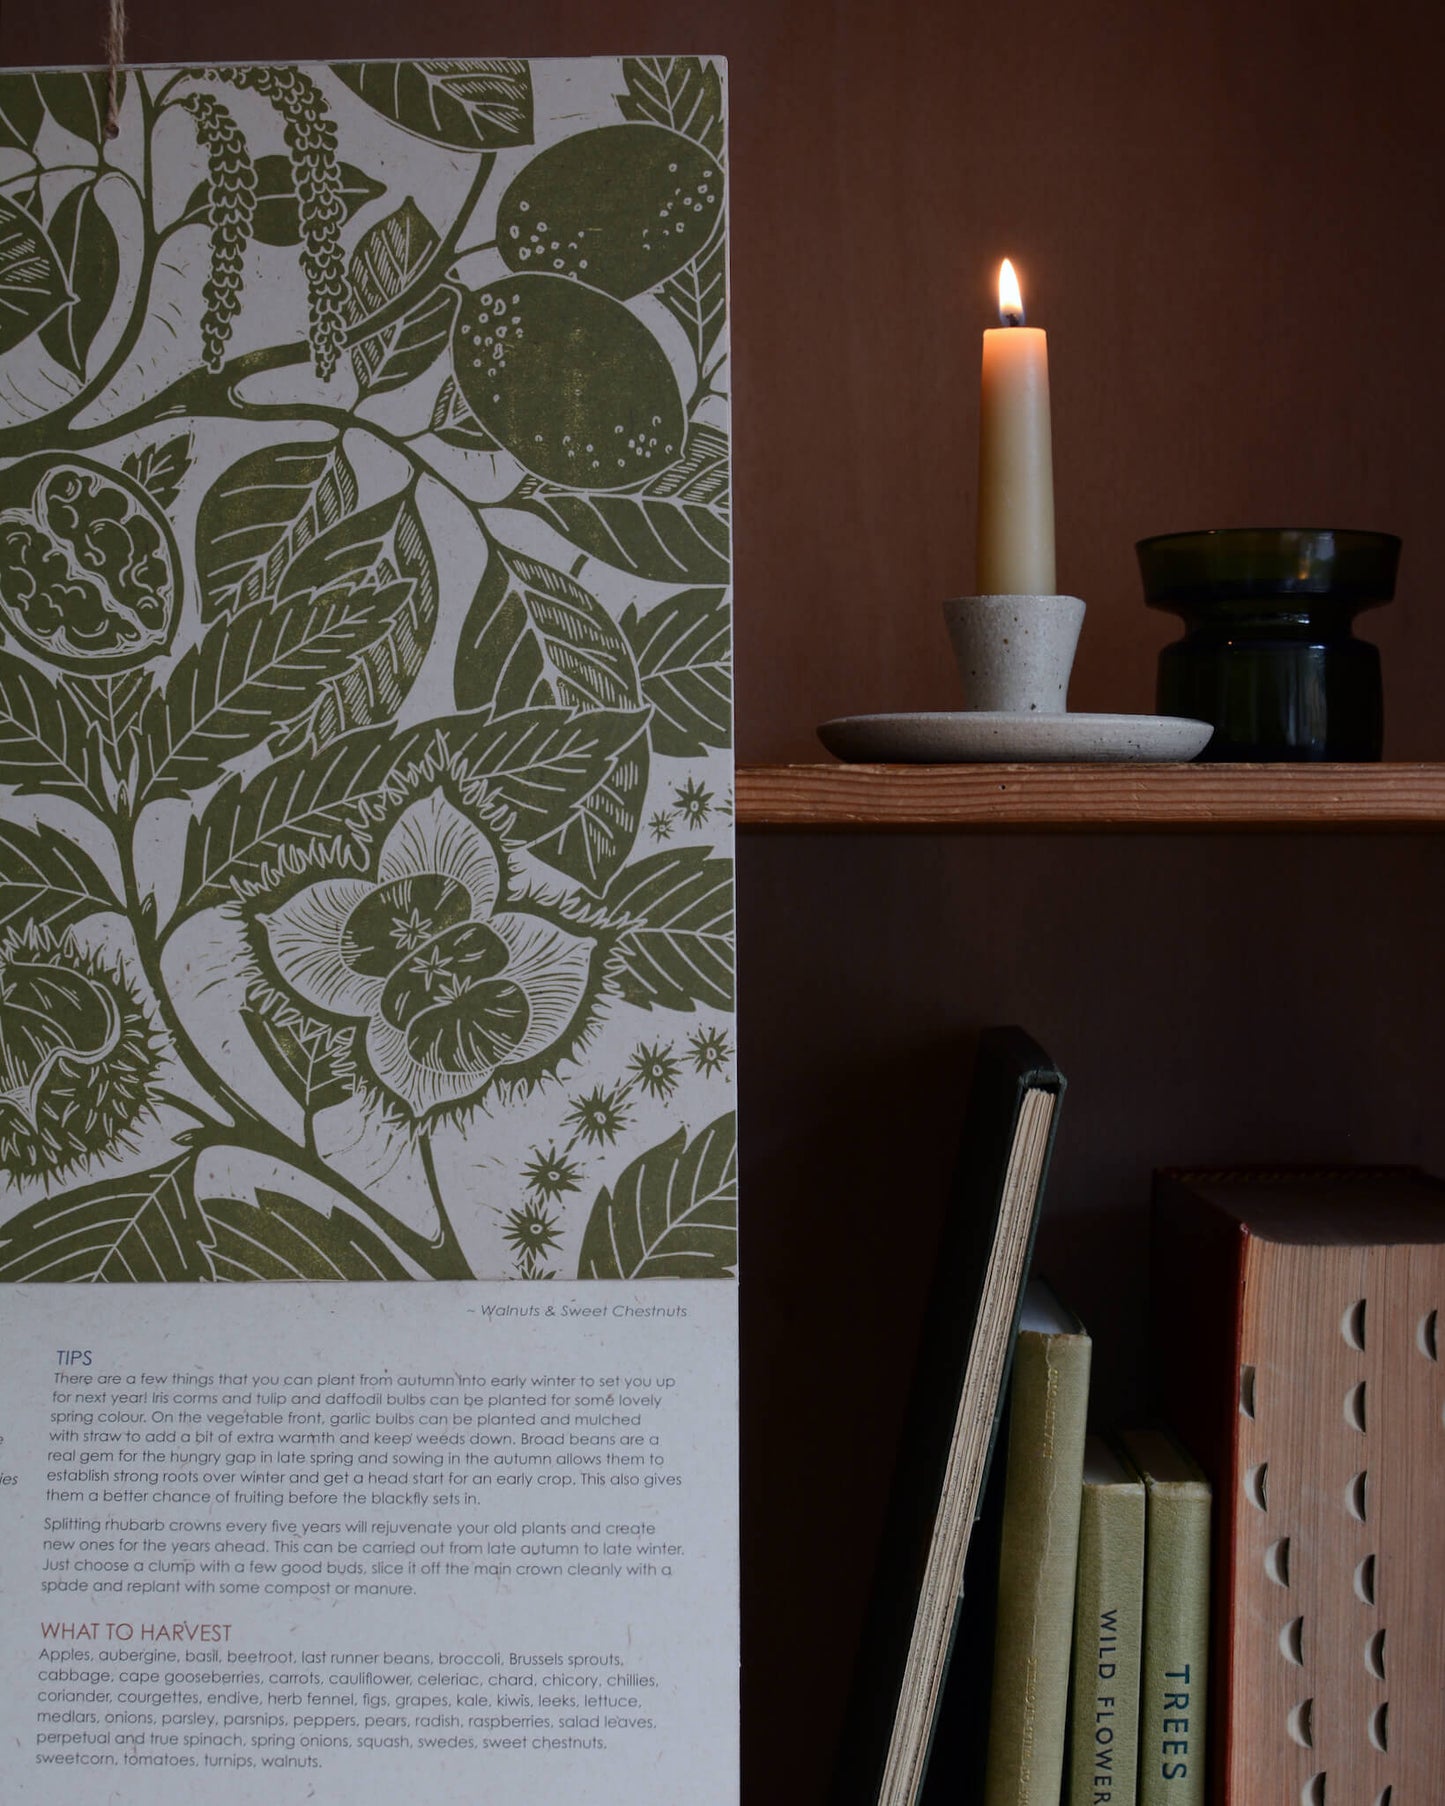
top-left (0, 927), bottom-right (159, 1179)
top-left (250, 789), bottom-right (612, 1125)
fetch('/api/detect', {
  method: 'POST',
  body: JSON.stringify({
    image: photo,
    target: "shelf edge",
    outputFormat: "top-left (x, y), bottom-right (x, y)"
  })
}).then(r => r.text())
top-left (733, 763), bottom-right (1445, 831)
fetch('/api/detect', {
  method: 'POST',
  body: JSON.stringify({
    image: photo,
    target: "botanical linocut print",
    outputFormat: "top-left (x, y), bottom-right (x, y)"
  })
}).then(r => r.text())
top-left (0, 58), bottom-right (734, 1284)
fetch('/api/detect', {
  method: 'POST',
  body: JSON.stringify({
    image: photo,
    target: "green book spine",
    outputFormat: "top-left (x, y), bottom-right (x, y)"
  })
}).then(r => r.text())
top-left (1067, 1436), bottom-right (1145, 1806)
top-left (1122, 1430), bottom-right (1211, 1806)
top-left (982, 1285), bottom-right (1092, 1806)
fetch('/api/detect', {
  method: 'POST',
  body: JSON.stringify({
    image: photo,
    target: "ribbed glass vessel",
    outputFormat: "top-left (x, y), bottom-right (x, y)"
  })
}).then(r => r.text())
top-left (1138, 528), bottom-right (1400, 761)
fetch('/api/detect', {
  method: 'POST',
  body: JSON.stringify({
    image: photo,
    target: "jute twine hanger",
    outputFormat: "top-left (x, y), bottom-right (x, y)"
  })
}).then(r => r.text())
top-left (105, 0), bottom-right (127, 138)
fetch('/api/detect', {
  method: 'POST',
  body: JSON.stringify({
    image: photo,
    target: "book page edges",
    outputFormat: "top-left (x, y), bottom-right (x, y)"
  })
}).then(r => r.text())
top-left (877, 1085), bottom-right (1057, 1806)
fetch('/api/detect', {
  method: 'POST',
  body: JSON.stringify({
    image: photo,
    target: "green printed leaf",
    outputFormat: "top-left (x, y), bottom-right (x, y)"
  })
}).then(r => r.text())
top-left (0, 190), bottom-right (71, 356)
top-left (514, 425), bottom-right (730, 585)
top-left (347, 199), bottom-right (456, 396)
top-left (456, 544), bottom-right (641, 716)
top-left (0, 1157), bottom-right (211, 1282)
top-left (622, 586), bottom-right (731, 756)
top-left (334, 59), bottom-right (533, 150)
top-left (36, 71), bottom-right (120, 150)
top-left (579, 1112), bottom-right (736, 1280)
top-left (432, 704), bottom-right (652, 848)
top-left (354, 285), bottom-right (456, 397)
top-left (275, 490), bottom-right (427, 608)
top-left (271, 487), bottom-right (439, 748)
top-left (605, 846), bottom-right (734, 1012)
top-left (178, 720), bottom-right (402, 912)
top-left (660, 232), bottom-right (727, 370)
top-left (263, 576), bottom-right (421, 755)
top-left (455, 550), bottom-right (647, 884)
top-left (136, 589), bottom-right (389, 804)
top-left (179, 705), bottom-right (651, 914)
top-left (201, 1187), bottom-right (412, 1282)
top-left (195, 439), bottom-right (359, 622)
top-left (0, 653), bottom-right (106, 808)
top-left (0, 817), bottom-right (116, 935)
top-left (121, 433), bottom-right (195, 512)
top-left (38, 181), bottom-right (119, 378)
top-left (64, 670), bottom-right (153, 775)
top-left (242, 1004), bottom-right (354, 1115)
top-left (182, 155), bottom-right (384, 247)
top-left (429, 375), bottom-right (501, 450)
top-left (531, 711), bottom-right (649, 893)
top-left (0, 76), bottom-right (45, 153)
top-left (617, 57), bottom-right (724, 157)
top-left (348, 195), bottom-right (438, 309)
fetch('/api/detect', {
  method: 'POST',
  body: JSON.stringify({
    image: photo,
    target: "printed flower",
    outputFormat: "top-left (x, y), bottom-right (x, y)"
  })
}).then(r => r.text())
top-left (648, 810), bottom-right (676, 842)
top-left (521, 1144), bottom-right (582, 1201)
top-left (0, 929), bottom-right (157, 1178)
top-left (564, 1083), bottom-right (630, 1147)
top-left (627, 1040), bottom-right (680, 1100)
top-left (260, 791), bottom-right (598, 1119)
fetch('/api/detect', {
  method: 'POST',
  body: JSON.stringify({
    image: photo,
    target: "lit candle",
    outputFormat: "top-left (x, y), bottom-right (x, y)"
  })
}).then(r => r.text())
top-left (977, 257), bottom-right (1055, 595)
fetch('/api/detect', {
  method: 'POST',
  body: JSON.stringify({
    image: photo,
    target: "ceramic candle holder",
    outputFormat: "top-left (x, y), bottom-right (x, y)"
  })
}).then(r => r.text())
top-left (942, 594), bottom-right (1086, 714)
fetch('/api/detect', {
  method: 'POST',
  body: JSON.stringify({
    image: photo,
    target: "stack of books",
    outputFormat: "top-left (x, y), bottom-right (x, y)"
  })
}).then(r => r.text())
top-left (977, 1284), bottom-right (1211, 1806)
top-left (832, 1029), bottom-right (1445, 1806)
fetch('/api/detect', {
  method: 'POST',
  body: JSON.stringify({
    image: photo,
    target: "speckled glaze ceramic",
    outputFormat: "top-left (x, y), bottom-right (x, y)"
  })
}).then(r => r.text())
top-left (816, 711), bottom-right (1214, 763)
top-left (942, 593), bottom-right (1086, 714)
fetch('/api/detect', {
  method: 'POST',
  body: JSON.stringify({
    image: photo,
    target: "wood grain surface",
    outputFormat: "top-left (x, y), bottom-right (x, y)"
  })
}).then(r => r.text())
top-left (737, 763), bottom-right (1445, 829)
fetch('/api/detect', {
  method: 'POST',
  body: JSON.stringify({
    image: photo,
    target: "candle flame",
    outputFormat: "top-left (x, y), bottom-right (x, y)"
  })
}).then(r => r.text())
top-left (998, 258), bottom-right (1025, 326)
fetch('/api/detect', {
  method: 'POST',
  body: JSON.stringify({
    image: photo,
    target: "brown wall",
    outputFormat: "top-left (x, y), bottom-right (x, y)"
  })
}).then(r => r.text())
top-left (7, 3), bottom-right (1445, 1800)
top-left (8, 0), bottom-right (1444, 754)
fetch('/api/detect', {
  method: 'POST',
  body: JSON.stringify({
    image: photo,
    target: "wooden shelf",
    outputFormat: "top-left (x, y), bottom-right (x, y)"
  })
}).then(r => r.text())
top-left (735, 762), bottom-right (1445, 831)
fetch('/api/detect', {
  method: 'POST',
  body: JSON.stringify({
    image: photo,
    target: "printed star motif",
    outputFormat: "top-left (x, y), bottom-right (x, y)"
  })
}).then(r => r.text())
top-left (409, 946), bottom-right (453, 993)
top-left (627, 1040), bottom-right (680, 1100)
top-left (564, 1084), bottom-right (630, 1147)
top-left (672, 777), bottom-right (713, 827)
top-left (522, 1144), bottom-right (582, 1202)
top-left (686, 1025), bottom-right (730, 1075)
top-left (389, 904), bottom-right (429, 952)
top-left (503, 1199), bottom-right (563, 1257)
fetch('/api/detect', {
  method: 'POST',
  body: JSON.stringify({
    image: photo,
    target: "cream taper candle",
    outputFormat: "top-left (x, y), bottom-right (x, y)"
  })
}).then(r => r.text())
top-left (977, 258), bottom-right (1055, 595)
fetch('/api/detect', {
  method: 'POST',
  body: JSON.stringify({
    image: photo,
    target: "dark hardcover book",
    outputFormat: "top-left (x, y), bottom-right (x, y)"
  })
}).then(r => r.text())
top-left (831, 1028), bottom-right (1068, 1806)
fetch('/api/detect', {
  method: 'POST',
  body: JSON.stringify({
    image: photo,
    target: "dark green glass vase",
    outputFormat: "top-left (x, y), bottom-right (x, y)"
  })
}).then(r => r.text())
top-left (1138, 529), bottom-right (1400, 761)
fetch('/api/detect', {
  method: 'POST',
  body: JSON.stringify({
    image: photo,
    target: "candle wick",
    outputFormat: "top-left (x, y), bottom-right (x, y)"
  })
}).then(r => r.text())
top-left (1000, 306), bottom-right (1026, 327)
